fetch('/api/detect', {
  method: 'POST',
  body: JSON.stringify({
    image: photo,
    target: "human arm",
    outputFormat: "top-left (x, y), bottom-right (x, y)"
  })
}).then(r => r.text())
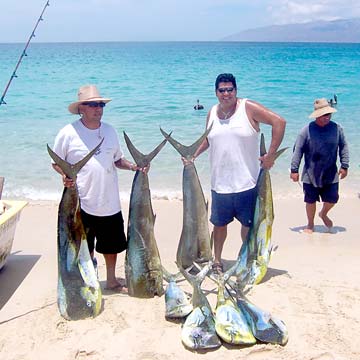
top-left (245, 100), bottom-right (286, 169)
top-left (290, 127), bottom-right (307, 181)
top-left (114, 157), bottom-right (149, 174)
top-left (338, 125), bottom-right (349, 179)
top-left (52, 163), bottom-right (75, 188)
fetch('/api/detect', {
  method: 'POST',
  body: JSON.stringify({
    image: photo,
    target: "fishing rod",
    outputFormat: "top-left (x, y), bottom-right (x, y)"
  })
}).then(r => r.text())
top-left (0, 1), bottom-right (50, 106)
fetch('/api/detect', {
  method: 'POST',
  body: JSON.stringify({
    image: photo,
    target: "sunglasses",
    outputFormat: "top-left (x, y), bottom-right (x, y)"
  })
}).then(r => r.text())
top-left (217, 87), bottom-right (235, 93)
top-left (83, 102), bottom-right (106, 108)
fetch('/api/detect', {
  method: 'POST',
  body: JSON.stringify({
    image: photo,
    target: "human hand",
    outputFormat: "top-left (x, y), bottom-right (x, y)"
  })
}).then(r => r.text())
top-left (181, 156), bottom-right (195, 166)
top-left (259, 153), bottom-right (275, 170)
top-left (62, 174), bottom-right (75, 188)
top-left (290, 172), bottom-right (299, 182)
top-left (339, 168), bottom-right (348, 179)
top-left (134, 164), bottom-right (150, 174)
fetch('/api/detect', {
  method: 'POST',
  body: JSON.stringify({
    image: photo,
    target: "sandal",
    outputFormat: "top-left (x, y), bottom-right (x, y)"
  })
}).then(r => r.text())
top-left (212, 262), bottom-right (224, 275)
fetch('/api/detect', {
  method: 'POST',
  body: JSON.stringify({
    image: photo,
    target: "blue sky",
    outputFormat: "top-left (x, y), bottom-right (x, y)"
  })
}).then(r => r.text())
top-left (0, 0), bottom-right (358, 42)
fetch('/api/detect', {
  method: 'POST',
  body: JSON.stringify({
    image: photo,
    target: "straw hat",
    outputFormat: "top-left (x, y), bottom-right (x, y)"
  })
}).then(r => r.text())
top-left (309, 98), bottom-right (337, 119)
top-left (68, 85), bottom-right (111, 114)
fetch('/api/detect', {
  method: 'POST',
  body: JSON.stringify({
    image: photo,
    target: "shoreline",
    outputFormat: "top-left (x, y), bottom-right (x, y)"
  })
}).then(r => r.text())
top-left (2, 176), bottom-right (359, 203)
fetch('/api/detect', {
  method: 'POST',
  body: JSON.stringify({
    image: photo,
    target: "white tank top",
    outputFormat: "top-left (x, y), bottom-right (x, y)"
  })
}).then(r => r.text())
top-left (207, 99), bottom-right (260, 193)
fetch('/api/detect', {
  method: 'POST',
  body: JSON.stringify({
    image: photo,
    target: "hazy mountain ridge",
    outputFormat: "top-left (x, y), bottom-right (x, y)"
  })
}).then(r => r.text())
top-left (222, 18), bottom-right (360, 43)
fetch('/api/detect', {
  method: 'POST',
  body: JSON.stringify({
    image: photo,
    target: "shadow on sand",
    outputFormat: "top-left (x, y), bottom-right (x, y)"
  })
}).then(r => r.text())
top-left (290, 225), bottom-right (346, 234)
top-left (0, 251), bottom-right (40, 310)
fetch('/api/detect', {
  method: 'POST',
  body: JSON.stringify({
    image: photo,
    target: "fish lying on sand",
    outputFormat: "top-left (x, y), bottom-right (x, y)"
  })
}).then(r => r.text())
top-left (160, 128), bottom-right (212, 269)
top-left (179, 262), bottom-right (221, 350)
top-left (237, 134), bottom-right (287, 288)
top-left (196, 260), bottom-right (288, 346)
top-left (237, 292), bottom-right (289, 346)
top-left (124, 133), bottom-right (166, 298)
top-left (162, 266), bottom-right (192, 319)
top-left (214, 268), bottom-right (256, 345)
top-left (47, 142), bottom-right (103, 320)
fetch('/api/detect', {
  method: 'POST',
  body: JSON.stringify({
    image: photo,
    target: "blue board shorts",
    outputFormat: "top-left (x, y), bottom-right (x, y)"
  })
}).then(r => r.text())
top-left (210, 187), bottom-right (257, 227)
top-left (80, 209), bottom-right (127, 254)
top-left (303, 182), bottom-right (339, 204)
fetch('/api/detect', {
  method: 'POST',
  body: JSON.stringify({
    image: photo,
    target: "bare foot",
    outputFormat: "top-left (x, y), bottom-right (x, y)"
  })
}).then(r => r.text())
top-left (104, 280), bottom-right (128, 294)
top-left (319, 211), bottom-right (333, 228)
top-left (105, 279), bottom-right (126, 290)
top-left (303, 227), bottom-right (314, 234)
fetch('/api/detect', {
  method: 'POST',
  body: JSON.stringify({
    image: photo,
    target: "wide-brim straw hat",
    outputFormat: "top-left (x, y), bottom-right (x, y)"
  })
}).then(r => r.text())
top-left (68, 85), bottom-right (111, 114)
top-left (309, 98), bottom-right (337, 118)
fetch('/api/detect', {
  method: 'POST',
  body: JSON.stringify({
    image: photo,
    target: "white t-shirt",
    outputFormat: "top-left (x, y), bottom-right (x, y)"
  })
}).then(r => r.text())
top-left (207, 99), bottom-right (260, 193)
top-left (53, 119), bottom-right (123, 216)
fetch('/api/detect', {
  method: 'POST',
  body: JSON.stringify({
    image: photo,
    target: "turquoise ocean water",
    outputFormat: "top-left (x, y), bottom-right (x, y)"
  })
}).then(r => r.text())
top-left (0, 42), bottom-right (359, 201)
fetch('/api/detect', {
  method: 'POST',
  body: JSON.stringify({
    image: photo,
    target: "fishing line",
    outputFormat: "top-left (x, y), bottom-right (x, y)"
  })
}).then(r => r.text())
top-left (0, 1), bottom-right (50, 106)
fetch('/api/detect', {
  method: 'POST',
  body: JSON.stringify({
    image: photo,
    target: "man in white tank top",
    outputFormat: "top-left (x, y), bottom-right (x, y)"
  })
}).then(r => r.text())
top-left (188, 73), bottom-right (286, 274)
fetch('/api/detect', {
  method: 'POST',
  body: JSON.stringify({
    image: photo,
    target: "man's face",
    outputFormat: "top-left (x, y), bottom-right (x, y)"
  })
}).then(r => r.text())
top-left (216, 82), bottom-right (237, 104)
top-left (315, 113), bottom-right (331, 127)
top-left (79, 101), bottom-right (105, 122)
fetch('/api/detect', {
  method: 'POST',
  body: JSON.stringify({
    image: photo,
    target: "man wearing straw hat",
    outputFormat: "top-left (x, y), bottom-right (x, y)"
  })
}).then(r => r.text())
top-left (52, 84), bottom-right (145, 292)
top-left (290, 98), bottom-right (349, 233)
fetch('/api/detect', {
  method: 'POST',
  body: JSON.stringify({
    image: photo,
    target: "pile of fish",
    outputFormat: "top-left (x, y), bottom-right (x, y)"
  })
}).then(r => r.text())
top-left (162, 261), bottom-right (288, 350)
top-left (160, 133), bottom-right (288, 350)
top-left (48, 126), bottom-right (289, 349)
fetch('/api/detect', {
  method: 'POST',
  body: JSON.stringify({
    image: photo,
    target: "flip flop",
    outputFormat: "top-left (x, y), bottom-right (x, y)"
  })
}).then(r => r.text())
top-left (212, 262), bottom-right (224, 275)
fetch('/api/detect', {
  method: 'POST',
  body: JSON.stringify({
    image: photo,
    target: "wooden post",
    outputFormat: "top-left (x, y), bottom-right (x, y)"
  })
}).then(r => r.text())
top-left (0, 177), bottom-right (4, 199)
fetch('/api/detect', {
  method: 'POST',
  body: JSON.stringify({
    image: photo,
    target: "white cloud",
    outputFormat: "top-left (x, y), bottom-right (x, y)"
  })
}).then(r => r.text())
top-left (268, 0), bottom-right (360, 24)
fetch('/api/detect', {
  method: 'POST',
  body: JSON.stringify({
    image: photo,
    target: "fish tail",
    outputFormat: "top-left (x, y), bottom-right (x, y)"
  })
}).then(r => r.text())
top-left (259, 133), bottom-right (288, 159)
top-left (47, 139), bottom-right (103, 180)
top-left (160, 125), bottom-right (212, 160)
top-left (123, 132), bottom-right (167, 168)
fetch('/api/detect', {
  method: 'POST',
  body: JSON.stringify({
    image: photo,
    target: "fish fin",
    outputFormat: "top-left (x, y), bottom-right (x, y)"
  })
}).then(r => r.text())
top-left (160, 125), bottom-right (212, 160)
top-left (47, 139), bottom-right (103, 180)
top-left (123, 132), bottom-right (167, 168)
top-left (259, 133), bottom-right (288, 159)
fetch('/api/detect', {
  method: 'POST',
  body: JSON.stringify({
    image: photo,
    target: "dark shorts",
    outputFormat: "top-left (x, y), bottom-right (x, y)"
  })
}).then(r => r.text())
top-left (210, 187), bottom-right (257, 227)
top-left (303, 182), bottom-right (339, 204)
top-left (80, 209), bottom-right (127, 254)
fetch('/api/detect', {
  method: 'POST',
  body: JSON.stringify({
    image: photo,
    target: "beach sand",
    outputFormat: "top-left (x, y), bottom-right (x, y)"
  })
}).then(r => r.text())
top-left (1, 188), bottom-right (360, 360)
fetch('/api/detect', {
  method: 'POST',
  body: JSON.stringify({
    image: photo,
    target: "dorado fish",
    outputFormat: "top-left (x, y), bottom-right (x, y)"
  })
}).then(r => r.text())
top-left (179, 262), bottom-right (221, 350)
top-left (160, 128), bottom-right (212, 269)
top-left (124, 133), bottom-right (166, 298)
top-left (214, 268), bottom-right (256, 345)
top-left (162, 266), bottom-right (192, 319)
top-left (236, 291), bottom-right (288, 345)
top-left (47, 142), bottom-right (103, 320)
top-left (237, 134), bottom-right (287, 287)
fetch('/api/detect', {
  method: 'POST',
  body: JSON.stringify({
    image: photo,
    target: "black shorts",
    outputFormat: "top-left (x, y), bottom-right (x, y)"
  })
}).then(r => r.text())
top-left (303, 182), bottom-right (339, 204)
top-left (210, 187), bottom-right (257, 227)
top-left (80, 209), bottom-right (127, 254)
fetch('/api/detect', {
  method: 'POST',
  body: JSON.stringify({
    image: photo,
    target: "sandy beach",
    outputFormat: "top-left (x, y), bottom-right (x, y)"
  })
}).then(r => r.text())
top-left (1, 187), bottom-right (360, 360)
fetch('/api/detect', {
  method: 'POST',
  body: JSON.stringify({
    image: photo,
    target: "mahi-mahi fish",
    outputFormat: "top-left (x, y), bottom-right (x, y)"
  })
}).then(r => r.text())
top-left (162, 266), bottom-right (192, 319)
top-left (214, 267), bottom-right (256, 345)
top-left (179, 262), bottom-right (221, 350)
top-left (47, 141), bottom-right (103, 320)
top-left (236, 134), bottom-right (287, 288)
top-left (160, 128), bottom-right (212, 269)
top-left (124, 133), bottom-right (167, 298)
top-left (236, 291), bottom-right (289, 345)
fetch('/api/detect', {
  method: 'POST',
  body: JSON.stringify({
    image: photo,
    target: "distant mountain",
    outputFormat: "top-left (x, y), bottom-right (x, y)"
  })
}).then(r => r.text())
top-left (222, 18), bottom-right (360, 43)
